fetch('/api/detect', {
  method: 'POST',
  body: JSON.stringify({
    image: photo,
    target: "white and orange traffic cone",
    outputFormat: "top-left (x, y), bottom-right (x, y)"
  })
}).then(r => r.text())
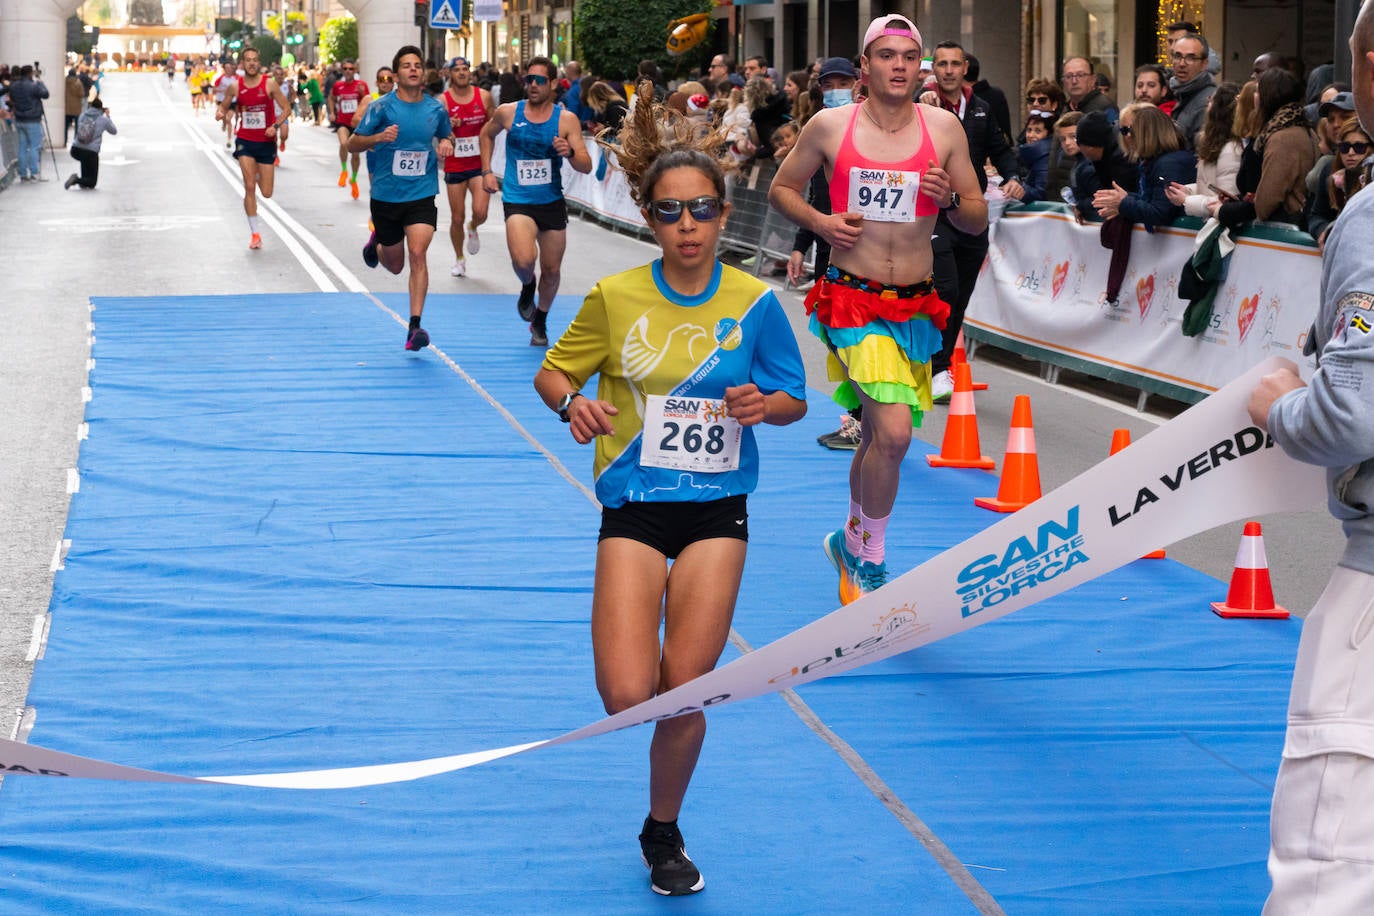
top-left (1109, 429), bottom-right (1166, 559)
top-left (975, 395), bottom-right (1042, 512)
top-left (1211, 521), bottom-right (1290, 619)
top-left (952, 329), bottom-right (988, 391)
top-left (928, 362), bottom-right (995, 469)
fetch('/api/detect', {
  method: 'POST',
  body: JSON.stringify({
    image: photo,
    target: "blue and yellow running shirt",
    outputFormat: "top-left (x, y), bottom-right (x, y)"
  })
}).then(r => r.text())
top-left (543, 260), bottom-right (807, 509)
top-left (353, 91), bottom-right (452, 203)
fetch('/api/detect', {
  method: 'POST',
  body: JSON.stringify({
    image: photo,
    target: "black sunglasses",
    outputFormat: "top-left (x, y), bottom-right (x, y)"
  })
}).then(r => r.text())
top-left (1338, 141), bottom-right (1371, 154)
top-left (1026, 94), bottom-right (1051, 104)
top-left (523, 73), bottom-right (550, 85)
top-left (1118, 125), bottom-right (1132, 136)
top-left (649, 196), bottom-right (723, 223)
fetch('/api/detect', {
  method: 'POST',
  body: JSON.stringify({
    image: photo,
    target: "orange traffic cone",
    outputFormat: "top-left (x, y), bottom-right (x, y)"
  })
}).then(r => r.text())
top-left (975, 395), bottom-right (1042, 512)
top-left (928, 363), bottom-right (995, 469)
top-left (952, 329), bottom-right (988, 391)
top-left (1211, 522), bottom-right (1290, 619)
top-left (1109, 429), bottom-right (1166, 559)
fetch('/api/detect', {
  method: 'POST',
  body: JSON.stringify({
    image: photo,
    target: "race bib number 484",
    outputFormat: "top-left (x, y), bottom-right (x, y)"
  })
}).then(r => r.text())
top-left (847, 167), bottom-right (920, 222)
top-left (451, 135), bottom-right (479, 158)
top-left (640, 395), bottom-right (742, 473)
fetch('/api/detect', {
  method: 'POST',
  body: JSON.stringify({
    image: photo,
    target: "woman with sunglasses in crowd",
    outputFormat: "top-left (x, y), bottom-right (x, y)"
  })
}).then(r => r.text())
top-left (1310, 119), bottom-right (1374, 247)
top-left (534, 84), bottom-right (806, 898)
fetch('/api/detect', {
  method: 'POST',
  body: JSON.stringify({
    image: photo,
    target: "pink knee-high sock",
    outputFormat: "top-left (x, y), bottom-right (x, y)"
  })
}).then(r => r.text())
top-left (859, 509), bottom-right (889, 565)
top-left (844, 499), bottom-right (863, 557)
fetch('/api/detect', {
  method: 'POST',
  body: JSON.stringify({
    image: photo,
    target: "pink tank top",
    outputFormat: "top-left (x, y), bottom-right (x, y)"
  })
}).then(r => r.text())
top-left (829, 102), bottom-right (940, 220)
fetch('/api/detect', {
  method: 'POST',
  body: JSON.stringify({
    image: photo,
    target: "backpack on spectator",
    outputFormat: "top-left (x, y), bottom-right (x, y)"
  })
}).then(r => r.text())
top-left (75, 109), bottom-right (100, 145)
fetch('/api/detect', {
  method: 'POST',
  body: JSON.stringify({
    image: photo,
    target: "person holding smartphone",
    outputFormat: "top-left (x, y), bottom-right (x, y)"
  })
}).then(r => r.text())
top-left (1165, 83), bottom-right (1243, 218)
top-left (1092, 102), bottom-right (1196, 227)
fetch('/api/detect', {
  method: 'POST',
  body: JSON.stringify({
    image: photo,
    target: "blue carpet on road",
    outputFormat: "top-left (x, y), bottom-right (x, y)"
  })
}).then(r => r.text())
top-left (0, 291), bottom-right (1299, 913)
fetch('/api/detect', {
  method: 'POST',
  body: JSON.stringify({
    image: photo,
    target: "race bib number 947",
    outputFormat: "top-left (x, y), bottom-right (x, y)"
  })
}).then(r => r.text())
top-left (640, 395), bottom-right (742, 473)
top-left (847, 167), bottom-right (920, 222)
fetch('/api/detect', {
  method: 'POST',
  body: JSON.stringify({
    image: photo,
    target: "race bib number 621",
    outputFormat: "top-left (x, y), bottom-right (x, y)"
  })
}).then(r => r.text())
top-left (640, 395), bottom-right (742, 473)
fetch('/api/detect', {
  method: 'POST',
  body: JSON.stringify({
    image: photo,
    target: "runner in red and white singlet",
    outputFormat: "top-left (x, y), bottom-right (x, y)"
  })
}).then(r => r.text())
top-left (439, 57), bottom-right (494, 277)
top-left (328, 59), bottom-right (370, 198)
top-left (216, 48), bottom-right (291, 250)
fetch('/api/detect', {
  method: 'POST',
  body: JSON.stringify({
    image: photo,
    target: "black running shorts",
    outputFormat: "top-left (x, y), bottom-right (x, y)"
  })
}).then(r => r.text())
top-left (445, 167), bottom-right (484, 185)
top-left (598, 495), bottom-right (748, 560)
top-left (233, 138), bottom-right (277, 165)
top-left (369, 197), bottom-right (439, 247)
top-left (502, 199), bottom-right (569, 233)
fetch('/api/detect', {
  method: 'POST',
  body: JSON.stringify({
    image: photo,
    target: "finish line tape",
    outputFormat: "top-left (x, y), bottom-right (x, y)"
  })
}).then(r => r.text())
top-left (0, 359), bottom-right (1322, 789)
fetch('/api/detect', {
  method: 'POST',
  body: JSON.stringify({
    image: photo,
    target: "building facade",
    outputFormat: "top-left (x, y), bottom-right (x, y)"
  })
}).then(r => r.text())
top-left (459, 0), bottom-right (1350, 118)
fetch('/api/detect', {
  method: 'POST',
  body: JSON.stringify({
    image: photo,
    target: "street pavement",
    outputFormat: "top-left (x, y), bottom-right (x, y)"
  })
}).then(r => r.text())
top-left (0, 70), bottom-right (1344, 756)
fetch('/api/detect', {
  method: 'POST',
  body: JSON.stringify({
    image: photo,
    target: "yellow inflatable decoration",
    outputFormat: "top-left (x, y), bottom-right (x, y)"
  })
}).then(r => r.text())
top-left (666, 12), bottom-right (710, 55)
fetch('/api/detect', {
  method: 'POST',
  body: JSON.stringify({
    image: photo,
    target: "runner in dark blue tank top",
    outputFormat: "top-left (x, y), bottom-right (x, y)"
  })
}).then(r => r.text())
top-left (479, 56), bottom-right (592, 347)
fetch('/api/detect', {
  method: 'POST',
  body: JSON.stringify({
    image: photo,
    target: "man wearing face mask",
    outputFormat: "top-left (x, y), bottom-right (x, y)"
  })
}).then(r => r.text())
top-left (786, 57), bottom-right (859, 294)
top-left (793, 57), bottom-right (866, 450)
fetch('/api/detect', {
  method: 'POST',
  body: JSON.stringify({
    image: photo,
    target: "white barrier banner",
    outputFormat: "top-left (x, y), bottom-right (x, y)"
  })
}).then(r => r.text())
top-left (0, 359), bottom-right (1324, 788)
top-left (967, 209), bottom-right (1319, 395)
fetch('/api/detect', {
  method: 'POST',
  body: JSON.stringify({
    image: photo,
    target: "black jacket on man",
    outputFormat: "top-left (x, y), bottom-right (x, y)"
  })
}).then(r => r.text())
top-left (938, 92), bottom-right (1018, 215)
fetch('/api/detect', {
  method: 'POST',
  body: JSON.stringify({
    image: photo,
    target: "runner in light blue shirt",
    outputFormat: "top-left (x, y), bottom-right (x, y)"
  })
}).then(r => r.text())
top-left (349, 45), bottom-right (454, 352)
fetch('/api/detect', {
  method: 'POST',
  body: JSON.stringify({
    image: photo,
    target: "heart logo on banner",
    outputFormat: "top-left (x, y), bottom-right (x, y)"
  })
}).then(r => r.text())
top-left (1237, 294), bottom-right (1260, 341)
top-left (1136, 274), bottom-right (1155, 318)
top-left (1052, 261), bottom-right (1070, 299)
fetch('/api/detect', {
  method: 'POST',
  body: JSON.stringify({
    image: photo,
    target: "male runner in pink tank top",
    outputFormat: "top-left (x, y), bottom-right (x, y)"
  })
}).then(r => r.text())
top-left (770, 13), bottom-right (987, 604)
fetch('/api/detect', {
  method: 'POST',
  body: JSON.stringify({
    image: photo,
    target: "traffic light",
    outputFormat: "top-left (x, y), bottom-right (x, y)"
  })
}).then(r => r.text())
top-left (415, 1), bottom-right (429, 26)
top-left (228, 32), bottom-right (243, 50)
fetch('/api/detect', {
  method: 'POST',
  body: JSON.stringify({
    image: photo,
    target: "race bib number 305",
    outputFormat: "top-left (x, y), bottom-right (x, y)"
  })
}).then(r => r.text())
top-left (847, 168), bottom-right (920, 222)
top-left (640, 395), bottom-right (742, 473)
top-left (516, 158), bottom-right (552, 186)
top-left (393, 150), bottom-right (429, 177)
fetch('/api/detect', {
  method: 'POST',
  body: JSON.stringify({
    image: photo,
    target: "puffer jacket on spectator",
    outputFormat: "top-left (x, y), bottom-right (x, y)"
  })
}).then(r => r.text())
top-left (1118, 148), bottom-right (1198, 230)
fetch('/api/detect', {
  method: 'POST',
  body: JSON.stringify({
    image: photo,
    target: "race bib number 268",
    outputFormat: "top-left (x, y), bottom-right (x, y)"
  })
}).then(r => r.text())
top-left (640, 395), bottom-right (742, 473)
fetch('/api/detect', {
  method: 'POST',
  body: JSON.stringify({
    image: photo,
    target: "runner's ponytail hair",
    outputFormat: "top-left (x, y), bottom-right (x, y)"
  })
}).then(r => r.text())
top-left (597, 79), bottom-right (738, 207)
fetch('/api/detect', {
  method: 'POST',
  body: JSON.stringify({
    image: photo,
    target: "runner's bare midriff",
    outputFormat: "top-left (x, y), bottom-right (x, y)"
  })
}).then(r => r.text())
top-left (827, 109), bottom-right (939, 286)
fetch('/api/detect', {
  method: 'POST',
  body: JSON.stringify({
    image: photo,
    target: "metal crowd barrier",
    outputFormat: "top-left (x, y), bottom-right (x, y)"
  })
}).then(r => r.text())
top-left (564, 154), bottom-right (813, 284)
top-left (0, 119), bottom-right (19, 191)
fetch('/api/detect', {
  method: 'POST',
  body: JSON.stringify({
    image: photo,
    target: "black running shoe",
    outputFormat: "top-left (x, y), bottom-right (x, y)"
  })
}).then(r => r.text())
top-left (362, 232), bottom-right (379, 269)
top-left (405, 326), bottom-right (430, 351)
top-left (639, 816), bottom-right (704, 896)
top-left (517, 280), bottom-right (538, 322)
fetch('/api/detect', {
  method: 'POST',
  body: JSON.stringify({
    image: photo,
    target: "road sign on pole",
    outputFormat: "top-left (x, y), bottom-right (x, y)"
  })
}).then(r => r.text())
top-left (430, 0), bottom-right (462, 29)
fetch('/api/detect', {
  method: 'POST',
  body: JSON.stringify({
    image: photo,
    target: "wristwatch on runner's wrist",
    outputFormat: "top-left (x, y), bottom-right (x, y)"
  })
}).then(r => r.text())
top-left (942, 191), bottom-right (961, 211)
top-left (557, 392), bottom-right (584, 423)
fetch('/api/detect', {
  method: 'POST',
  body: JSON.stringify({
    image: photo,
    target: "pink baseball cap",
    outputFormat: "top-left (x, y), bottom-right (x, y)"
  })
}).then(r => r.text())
top-left (862, 14), bottom-right (923, 54)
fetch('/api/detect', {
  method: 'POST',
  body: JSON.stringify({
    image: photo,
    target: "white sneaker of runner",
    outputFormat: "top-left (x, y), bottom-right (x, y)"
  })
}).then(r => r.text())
top-left (451, 260), bottom-right (467, 278)
top-left (931, 369), bottom-right (954, 402)
top-left (466, 222), bottom-right (480, 255)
